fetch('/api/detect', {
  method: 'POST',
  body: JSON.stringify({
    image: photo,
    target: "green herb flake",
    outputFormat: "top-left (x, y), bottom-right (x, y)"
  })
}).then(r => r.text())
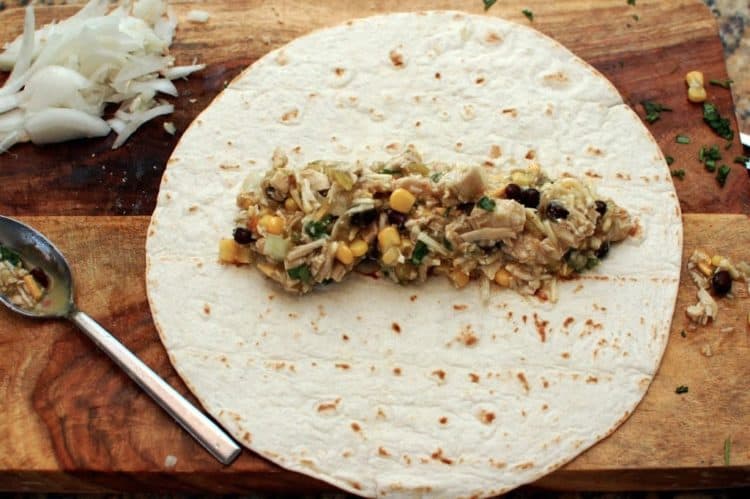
top-left (676, 134), bottom-right (691, 144)
top-left (725, 140), bottom-right (733, 150)
top-left (478, 196), bottom-right (497, 211)
top-left (709, 78), bottom-right (733, 89)
top-left (705, 159), bottom-right (716, 172)
top-left (287, 264), bottom-right (312, 283)
top-left (680, 330), bottom-right (687, 338)
top-left (304, 215), bottom-right (333, 239)
top-left (430, 172), bottom-right (443, 183)
top-left (724, 437), bottom-right (732, 466)
top-left (703, 102), bottom-right (734, 141)
top-left (734, 155), bottom-right (749, 165)
top-left (443, 238), bottom-right (454, 252)
top-left (483, 0), bottom-right (497, 11)
top-left (0, 244), bottom-right (21, 266)
top-left (410, 241), bottom-right (429, 265)
top-left (381, 168), bottom-right (400, 175)
top-left (671, 169), bottom-right (686, 180)
top-left (522, 9), bottom-right (534, 21)
top-left (641, 101), bottom-right (672, 123)
top-left (675, 385), bottom-right (689, 394)
top-left (632, 14), bottom-right (639, 21)
top-left (716, 164), bottom-right (731, 187)
top-left (627, 0), bottom-right (636, 5)
top-left (665, 156), bottom-right (674, 166)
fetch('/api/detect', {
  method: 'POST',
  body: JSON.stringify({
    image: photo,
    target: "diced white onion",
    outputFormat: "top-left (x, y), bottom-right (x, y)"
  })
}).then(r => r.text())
top-left (24, 108), bottom-right (111, 144)
top-left (109, 102), bottom-right (173, 148)
top-left (187, 10), bottom-right (210, 23)
top-left (163, 64), bottom-right (205, 80)
top-left (163, 121), bottom-right (176, 135)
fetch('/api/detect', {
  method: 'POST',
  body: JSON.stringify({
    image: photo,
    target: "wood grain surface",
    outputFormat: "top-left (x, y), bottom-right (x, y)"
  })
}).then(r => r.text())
top-left (1, 0), bottom-right (749, 494)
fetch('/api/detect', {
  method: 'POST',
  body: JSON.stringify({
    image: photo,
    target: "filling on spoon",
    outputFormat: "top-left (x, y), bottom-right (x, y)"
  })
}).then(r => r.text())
top-left (0, 244), bottom-right (49, 309)
top-left (219, 148), bottom-right (635, 299)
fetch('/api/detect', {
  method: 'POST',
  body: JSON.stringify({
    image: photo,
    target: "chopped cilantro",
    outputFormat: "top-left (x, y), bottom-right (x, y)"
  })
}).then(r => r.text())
top-left (670, 169), bottom-right (685, 180)
top-left (478, 196), bottom-right (496, 211)
top-left (665, 156), bottom-right (674, 166)
top-left (430, 172), bottom-right (443, 183)
top-left (724, 437), bottom-right (732, 466)
top-left (641, 101), bottom-right (672, 123)
top-left (676, 134), bottom-right (691, 144)
top-left (627, 0), bottom-right (636, 5)
top-left (483, 0), bottom-right (497, 10)
top-left (734, 155), bottom-right (749, 165)
top-left (709, 79), bottom-right (733, 89)
top-left (0, 244), bottom-right (21, 266)
top-left (703, 102), bottom-right (734, 141)
top-left (675, 385), bottom-right (689, 394)
top-left (705, 160), bottom-right (716, 172)
top-left (716, 164), bottom-right (731, 187)
top-left (287, 264), bottom-right (312, 283)
top-left (522, 9), bottom-right (534, 21)
top-left (410, 241), bottom-right (429, 265)
top-left (304, 215), bottom-right (333, 239)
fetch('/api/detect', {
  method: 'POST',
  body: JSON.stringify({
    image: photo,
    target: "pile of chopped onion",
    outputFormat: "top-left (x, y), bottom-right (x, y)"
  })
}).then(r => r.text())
top-left (0, 0), bottom-right (204, 153)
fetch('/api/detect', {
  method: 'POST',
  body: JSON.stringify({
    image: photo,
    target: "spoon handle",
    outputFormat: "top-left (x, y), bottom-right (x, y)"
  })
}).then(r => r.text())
top-left (68, 309), bottom-right (241, 465)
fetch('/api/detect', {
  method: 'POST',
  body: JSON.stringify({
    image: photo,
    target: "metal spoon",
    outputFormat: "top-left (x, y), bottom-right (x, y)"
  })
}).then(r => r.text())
top-left (0, 215), bottom-right (241, 465)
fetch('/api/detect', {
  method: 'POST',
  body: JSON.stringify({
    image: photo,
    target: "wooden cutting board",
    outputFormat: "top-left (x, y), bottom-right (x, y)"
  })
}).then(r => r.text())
top-left (0, 0), bottom-right (748, 493)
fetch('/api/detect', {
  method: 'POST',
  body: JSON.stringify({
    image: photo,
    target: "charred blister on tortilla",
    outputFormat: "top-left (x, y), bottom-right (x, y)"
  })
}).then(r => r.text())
top-left (219, 148), bottom-right (634, 298)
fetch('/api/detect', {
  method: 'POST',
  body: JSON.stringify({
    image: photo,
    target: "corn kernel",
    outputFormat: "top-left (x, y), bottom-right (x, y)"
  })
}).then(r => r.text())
top-left (449, 269), bottom-right (470, 288)
top-left (711, 255), bottom-right (724, 266)
top-left (335, 244), bottom-right (354, 265)
top-left (494, 268), bottom-right (512, 287)
top-left (284, 197), bottom-right (297, 211)
top-left (23, 274), bottom-right (43, 300)
top-left (261, 215), bottom-right (285, 235)
top-left (350, 239), bottom-right (368, 257)
top-left (697, 261), bottom-right (713, 277)
top-left (219, 239), bottom-right (238, 263)
top-left (685, 71), bottom-right (704, 87)
top-left (378, 226), bottom-right (401, 252)
top-left (382, 247), bottom-right (401, 266)
top-left (688, 86), bottom-right (707, 103)
top-left (389, 188), bottom-right (416, 213)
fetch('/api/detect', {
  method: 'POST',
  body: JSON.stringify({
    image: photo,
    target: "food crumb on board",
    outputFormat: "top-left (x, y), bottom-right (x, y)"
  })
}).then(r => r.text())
top-left (164, 455), bottom-right (177, 468)
top-left (187, 10), bottom-right (210, 23)
top-left (163, 121), bottom-right (176, 135)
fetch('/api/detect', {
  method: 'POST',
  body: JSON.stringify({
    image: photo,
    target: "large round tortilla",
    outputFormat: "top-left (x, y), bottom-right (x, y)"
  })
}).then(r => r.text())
top-left (146, 11), bottom-right (682, 498)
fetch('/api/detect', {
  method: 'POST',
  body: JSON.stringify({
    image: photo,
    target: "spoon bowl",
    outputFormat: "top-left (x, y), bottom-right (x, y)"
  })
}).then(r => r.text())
top-left (0, 215), bottom-right (240, 465)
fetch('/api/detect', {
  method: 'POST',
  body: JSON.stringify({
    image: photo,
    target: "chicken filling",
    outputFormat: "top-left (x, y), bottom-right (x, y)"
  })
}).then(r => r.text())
top-left (219, 149), bottom-right (635, 298)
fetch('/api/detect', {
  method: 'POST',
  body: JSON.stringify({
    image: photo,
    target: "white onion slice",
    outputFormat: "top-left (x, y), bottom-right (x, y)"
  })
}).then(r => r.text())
top-left (24, 108), bottom-right (111, 144)
top-left (187, 10), bottom-right (210, 23)
top-left (109, 102), bottom-right (173, 148)
top-left (163, 63), bottom-right (205, 80)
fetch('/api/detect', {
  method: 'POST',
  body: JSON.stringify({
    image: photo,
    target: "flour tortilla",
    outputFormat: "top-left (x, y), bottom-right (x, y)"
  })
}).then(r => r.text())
top-left (146, 11), bottom-right (682, 498)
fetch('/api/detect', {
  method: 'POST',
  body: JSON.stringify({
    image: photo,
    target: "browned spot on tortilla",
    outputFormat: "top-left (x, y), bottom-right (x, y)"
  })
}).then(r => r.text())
top-left (561, 352), bottom-right (570, 359)
top-left (335, 363), bottom-right (350, 370)
top-left (415, 121), bottom-right (421, 127)
top-left (475, 77), bottom-right (485, 85)
top-left (563, 317), bottom-right (575, 328)
top-left (490, 458), bottom-right (506, 469)
top-left (281, 108), bottom-right (299, 122)
top-left (349, 481), bottom-right (362, 491)
top-left (545, 104), bottom-right (554, 116)
top-left (479, 410), bottom-right (496, 424)
top-left (292, 145), bottom-right (302, 154)
top-left (334, 67), bottom-right (345, 76)
top-left (351, 422), bottom-right (361, 432)
top-left (616, 172), bottom-right (632, 180)
top-left (317, 398), bottom-right (341, 412)
top-left (341, 450), bottom-right (352, 458)
top-left (393, 367), bottom-right (402, 376)
top-left (533, 313), bottom-right (548, 342)
top-left (356, 315), bottom-right (362, 321)
top-left (455, 142), bottom-right (463, 150)
top-left (432, 369), bottom-right (446, 380)
top-left (431, 448), bottom-right (453, 465)
top-left (196, 261), bottom-right (202, 269)
top-left (489, 145), bottom-right (502, 158)
top-left (586, 376), bottom-right (599, 384)
top-left (385, 142), bottom-right (401, 154)
top-left (389, 49), bottom-right (404, 68)
top-left (483, 160), bottom-right (495, 168)
top-left (585, 319), bottom-right (603, 330)
top-left (439, 416), bottom-right (448, 425)
top-left (543, 71), bottom-right (569, 83)
top-left (391, 322), bottom-right (401, 333)
top-left (403, 454), bottom-right (412, 465)
top-left (542, 404), bottom-right (549, 411)
top-left (377, 408), bottom-right (387, 420)
top-left (502, 108), bottom-right (518, 117)
top-left (585, 170), bottom-right (602, 179)
top-left (242, 431), bottom-right (252, 443)
top-left (203, 304), bottom-right (211, 315)
top-left (187, 205), bottom-right (199, 214)
top-left (485, 31), bottom-right (503, 44)
top-left (219, 163), bottom-right (240, 170)
top-left (525, 150), bottom-right (536, 160)
top-left (469, 373), bottom-right (480, 383)
top-left (270, 361), bottom-right (285, 370)
top-left (542, 378), bottom-right (550, 389)
top-left (379, 447), bottom-right (390, 457)
top-left (342, 334), bottom-right (349, 341)
top-left (454, 303), bottom-right (468, 311)
top-left (587, 146), bottom-right (603, 156)
top-left (514, 461), bottom-right (534, 470)
top-left (308, 92), bottom-right (319, 98)
top-left (288, 312), bottom-right (298, 319)
top-left (517, 372), bottom-right (530, 393)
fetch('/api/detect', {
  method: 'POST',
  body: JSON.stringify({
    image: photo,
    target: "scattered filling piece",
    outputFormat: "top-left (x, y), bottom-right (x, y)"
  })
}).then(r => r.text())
top-left (641, 100), bottom-right (671, 124)
top-left (703, 102), bottom-right (734, 141)
top-left (685, 249), bottom-right (749, 325)
top-left (0, 244), bottom-right (48, 309)
top-left (685, 71), bottom-right (707, 103)
top-left (220, 149), bottom-right (635, 298)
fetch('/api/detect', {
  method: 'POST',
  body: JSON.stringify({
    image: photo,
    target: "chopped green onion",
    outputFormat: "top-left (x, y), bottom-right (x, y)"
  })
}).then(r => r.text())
top-left (670, 169), bottom-right (685, 180)
top-left (705, 159), bottom-right (716, 172)
top-left (410, 241), bottom-right (429, 265)
top-left (287, 264), bottom-right (312, 283)
top-left (734, 155), bottom-right (749, 165)
top-left (381, 168), bottom-right (400, 175)
top-left (522, 9), bottom-right (534, 21)
top-left (0, 244), bottom-right (21, 266)
top-left (641, 101), bottom-right (672, 123)
top-left (709, 79), bottom-right (733, 89)
top-left (703, 102), bottom-right (734, 140)
top-left (304, 215), bottom-right (333, 239)
top-left (676, 135), bottom-right (691, 144)
top-left (716, 164), bottom-right (731, 187)
top-left (675, 385), bottom-right (689, 394)
top-left (627, 0), bottom-right (636, 5)
top-left (724, 437), bottom-right (732, 466)
top-left (478, 196), bottom-right (496, 211)
top-left (430, 172), bottom-right (443, 183)
top-left (665, 156), bottom-right (674, 166)
top-left (483, 0), bottom-right (497, 10)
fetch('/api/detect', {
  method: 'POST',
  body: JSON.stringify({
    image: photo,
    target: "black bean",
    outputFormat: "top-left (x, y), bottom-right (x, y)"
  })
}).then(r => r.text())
top-left (595, 200), bottom-right (607, 216)
top-left (233, 227), bottom-right (255, 244)
top-left (504, 183), bottom-right (522, 201)
top-left (595, 241), bottom-right (610, 259)
top-left (350, 209), bottom-right (377, 227)
top-left (546, 202), bottom-right (569, 220)
top-left (387, 210), bottom-right (408, 227)
top-left (711, 270), bottom-right (732, 296)
top-left (30, 267), bottom-right (49, 288)
top-left (518, 188), bottom-right (540, 209)
top-left (457, 202), bottom-right (475, 214)
top-left (265, 186), bottom-right (285, 202)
